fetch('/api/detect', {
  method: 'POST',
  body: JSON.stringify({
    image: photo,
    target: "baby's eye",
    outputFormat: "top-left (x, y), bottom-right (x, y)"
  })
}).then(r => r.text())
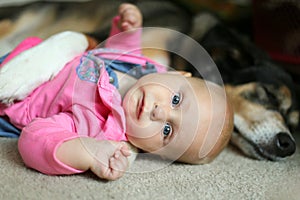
top-left (171, 93), bottom-right (181, 107)
top-left (163, 123), bottom-right (172, 137)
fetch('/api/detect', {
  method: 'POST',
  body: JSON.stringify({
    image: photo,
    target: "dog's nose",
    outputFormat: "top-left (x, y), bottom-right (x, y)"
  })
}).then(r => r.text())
top-left (275, 132), bottom-right (296, 157)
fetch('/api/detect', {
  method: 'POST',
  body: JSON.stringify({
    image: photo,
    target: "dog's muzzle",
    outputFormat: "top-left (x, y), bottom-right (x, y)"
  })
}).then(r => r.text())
top-left (231, 129), bottom-right (296, 161)
top-left (231, 114), bottom-right (297, 161)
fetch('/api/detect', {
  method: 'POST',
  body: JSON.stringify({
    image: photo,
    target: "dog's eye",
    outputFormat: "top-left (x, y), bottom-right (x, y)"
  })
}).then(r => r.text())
top-left (256, 85), bottom-right (268, 100)
top-left (253, 84), bottom-right (279, 110)
top-left (260, 85), bottom-right (279, 108)
top-left (242, 84), bottom-right (279, 110)
top-left (242, 85), bottom-right (268, 103)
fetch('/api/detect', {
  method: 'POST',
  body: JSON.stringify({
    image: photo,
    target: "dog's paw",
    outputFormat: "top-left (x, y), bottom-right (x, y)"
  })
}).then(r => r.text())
top-left (0, 31), bottom-right (88, 105)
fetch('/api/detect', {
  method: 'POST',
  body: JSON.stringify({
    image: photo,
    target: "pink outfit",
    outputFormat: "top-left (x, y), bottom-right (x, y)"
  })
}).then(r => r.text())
top-left (0, 16), bottom-right (166, 175)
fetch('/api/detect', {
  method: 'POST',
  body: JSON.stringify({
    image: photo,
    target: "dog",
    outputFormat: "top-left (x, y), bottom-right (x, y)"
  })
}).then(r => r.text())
top-left (172, 13), bottom-right (299, 161)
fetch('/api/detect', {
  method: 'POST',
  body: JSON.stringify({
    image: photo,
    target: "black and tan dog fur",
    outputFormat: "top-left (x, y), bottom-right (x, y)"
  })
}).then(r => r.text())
top-left (174, 13), bottom-right (299, 161)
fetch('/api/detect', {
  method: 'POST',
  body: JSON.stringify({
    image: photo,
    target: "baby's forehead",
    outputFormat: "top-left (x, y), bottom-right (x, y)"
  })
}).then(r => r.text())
top-left (184, 79), bottom-right (210, 102)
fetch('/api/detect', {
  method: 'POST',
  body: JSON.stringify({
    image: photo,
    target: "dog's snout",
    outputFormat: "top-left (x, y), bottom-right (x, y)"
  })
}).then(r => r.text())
top-left (275, 132), bottom-right (296, 157)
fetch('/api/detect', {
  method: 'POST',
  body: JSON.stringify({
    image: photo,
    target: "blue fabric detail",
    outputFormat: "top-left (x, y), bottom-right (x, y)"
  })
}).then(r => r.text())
top-left (103, 59), bottom-right (141, 77)
top-left (76, 53), bottom-right (103, 83)
top-left (0, 53), bottom-right (9, 65)
top-left (103, 59), bottom-right (157, 79)
top-left (0, 117), bottom-right (21, 138)
top-left (75, 50), bottom-right (158, 88)
top-left (102, 59), bottom-right (157, 89)
top-left (104, 64), bottom-right (119, 88)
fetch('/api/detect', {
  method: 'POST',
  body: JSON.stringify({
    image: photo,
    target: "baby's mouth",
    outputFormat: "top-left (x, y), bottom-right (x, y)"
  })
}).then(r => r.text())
top-left (137, 92), bottom-right (144, 120)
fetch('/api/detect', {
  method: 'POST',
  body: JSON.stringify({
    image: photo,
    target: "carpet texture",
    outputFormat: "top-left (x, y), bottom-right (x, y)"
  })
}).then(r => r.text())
top-left (0, 133), bottom-right (299, 200)
top-left (0, 1), bottom-right (299, 199)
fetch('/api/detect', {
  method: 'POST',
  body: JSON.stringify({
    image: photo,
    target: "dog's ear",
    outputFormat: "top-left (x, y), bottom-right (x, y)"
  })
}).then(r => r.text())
top-left (84, 35), bottom-right (99, 50)
top-left (286, 110), bottom-right (299, 131)
top-left (234, 65), bottom-right (299, 131)
top-left (167, 71), bottom-right (192, 77)
top-left (275, 85), bottom-right (299, 131)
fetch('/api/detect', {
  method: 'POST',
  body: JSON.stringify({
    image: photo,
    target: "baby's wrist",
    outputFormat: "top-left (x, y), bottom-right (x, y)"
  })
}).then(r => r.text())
top-left (56, 137), bottom-right (94, 171)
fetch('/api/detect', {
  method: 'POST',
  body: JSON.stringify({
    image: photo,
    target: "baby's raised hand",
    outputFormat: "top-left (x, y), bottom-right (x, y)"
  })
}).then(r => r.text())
top-left (118, 3), bottom-right (142, 31)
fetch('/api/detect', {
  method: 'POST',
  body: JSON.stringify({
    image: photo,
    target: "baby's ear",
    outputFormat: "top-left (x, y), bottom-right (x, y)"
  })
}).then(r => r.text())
top-left (167, 71), bottom-right (192, 77)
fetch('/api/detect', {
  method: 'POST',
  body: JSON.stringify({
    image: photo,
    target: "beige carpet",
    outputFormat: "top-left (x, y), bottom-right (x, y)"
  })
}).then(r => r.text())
top-left (0, 133), bottom-right (300, 200)
top-left (1, 1), bottom-right (299, 199)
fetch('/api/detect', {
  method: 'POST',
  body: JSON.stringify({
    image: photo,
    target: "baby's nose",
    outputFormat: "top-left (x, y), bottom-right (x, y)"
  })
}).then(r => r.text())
top-left (150, 104), bottom-right (166, 121)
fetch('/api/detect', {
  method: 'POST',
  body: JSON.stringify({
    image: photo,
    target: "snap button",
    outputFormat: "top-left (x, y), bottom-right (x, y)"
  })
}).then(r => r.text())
top-left (109, 76), bottom-right (114, 83)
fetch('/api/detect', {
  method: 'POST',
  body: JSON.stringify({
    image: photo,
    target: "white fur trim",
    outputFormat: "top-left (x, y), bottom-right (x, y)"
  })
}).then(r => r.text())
top-left (0, 31), bottom-right (88, 104)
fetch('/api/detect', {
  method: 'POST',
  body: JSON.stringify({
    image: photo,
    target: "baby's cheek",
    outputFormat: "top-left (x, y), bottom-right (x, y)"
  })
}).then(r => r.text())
top-left (127, 134), bottom-right (161, 153)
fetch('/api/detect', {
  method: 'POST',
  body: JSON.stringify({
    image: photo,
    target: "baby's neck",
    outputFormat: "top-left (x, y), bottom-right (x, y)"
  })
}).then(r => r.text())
top-left (115, 70), bottom-right (137, 98)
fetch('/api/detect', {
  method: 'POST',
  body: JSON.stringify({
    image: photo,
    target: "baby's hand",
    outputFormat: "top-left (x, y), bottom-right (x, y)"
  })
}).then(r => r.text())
top-left (118, 3), bottom-right (142, 31)
top-left (89, 141), bottom-right (131, 180)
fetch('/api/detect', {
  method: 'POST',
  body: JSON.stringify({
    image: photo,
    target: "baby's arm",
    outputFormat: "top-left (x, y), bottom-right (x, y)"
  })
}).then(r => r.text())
top-left (18, 113), bottom-right (133, 180)
top-left (105, 3), bottom-right (142, 54)
top-left (56, 138), bottom-right (131, 180)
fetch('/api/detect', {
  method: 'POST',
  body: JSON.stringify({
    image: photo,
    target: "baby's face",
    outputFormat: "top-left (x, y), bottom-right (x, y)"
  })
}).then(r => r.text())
top-left (122, 73), bottom-right (232, 163)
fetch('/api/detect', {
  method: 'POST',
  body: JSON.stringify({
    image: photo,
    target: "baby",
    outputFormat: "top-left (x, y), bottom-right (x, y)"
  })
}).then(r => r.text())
top-left (0, 3), bottom-right (233, 180)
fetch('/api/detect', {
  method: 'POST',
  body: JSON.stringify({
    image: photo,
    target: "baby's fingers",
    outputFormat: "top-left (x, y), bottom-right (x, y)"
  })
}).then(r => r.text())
top-left (112, 150), bottom-right (129, 170)
top-left (118, 3), bottom-right (142, 31)
top-left (119, 3), bottom-right (136, 17)
top-left (120, 143), bottom-right (131, 157)
top-left (102, 151), bottom-right (129, 180)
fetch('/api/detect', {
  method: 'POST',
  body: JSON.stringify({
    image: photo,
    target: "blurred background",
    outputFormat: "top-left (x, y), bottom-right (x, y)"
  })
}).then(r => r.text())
top-left (0, 0), bottom-right (299, 77)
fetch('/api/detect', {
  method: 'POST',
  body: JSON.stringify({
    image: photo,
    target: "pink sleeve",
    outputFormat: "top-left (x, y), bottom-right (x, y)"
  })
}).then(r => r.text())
top-left (105, 16), bottom-right (142, 55)
top-left (18, 112), bottom-right (85, 175)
